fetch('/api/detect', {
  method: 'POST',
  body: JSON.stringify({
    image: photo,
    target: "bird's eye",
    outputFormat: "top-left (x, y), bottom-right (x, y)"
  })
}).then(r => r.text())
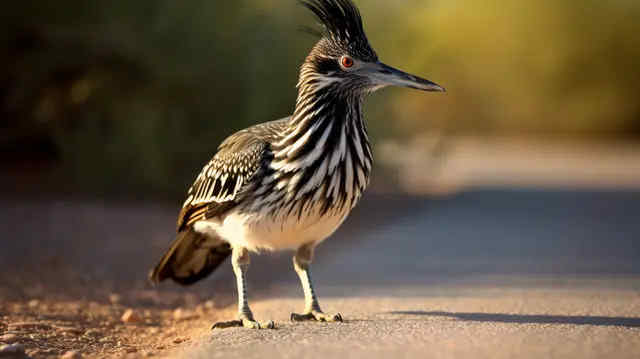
top-left (340, 56), bottom-right (354, 69)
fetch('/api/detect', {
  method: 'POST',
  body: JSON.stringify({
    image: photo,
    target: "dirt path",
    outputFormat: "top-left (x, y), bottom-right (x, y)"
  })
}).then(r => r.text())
top-left (1, 190), bottom-right (639, 358)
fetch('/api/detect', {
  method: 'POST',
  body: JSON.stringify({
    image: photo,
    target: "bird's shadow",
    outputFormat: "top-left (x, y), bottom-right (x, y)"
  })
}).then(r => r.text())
top-left (387, 311), bottom-right (640, 328)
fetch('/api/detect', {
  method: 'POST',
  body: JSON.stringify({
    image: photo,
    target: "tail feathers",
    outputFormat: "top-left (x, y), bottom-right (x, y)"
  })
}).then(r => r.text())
top-left (149, 228), bottom-right (231, 286)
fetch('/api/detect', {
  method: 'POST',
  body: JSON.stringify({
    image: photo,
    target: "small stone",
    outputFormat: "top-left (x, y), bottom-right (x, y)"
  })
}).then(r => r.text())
top-left (0, 334), bottom-right (19, 344)
top-left (27, 300), bottom-right (40, 308)
top-left (83, 329), bottom-right (100, 338)
top-left (203, 300), bottom-right (215, 310)
top-left (121, 309), bottom-right (141, 324)
top-left (108, 293), bottom-right (121, 305)
top-left (141, 351), bottom-right (154, 357)
top-left (60, 350), bottom-right (82, 359)
top-left (173, 337), bottom-right (189, 344)
top-left (172, 308), bottom-right (184, 320)
top-left (55, 326), bottom-right (83, 335)
top-left (28, 349), bottom-right (42, 357)
top-left (173, 307), bottom-right (197, 321)
top-left (0, 343), bottom-right (26, 357)
top-left (154, 345), bottom-right (165, 350)
top-left (125, 348), bottom-right (137, 353)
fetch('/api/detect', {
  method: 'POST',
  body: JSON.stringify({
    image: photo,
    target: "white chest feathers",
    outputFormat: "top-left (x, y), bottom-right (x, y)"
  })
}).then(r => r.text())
top-left (193, 204), bottom-right (351, 252)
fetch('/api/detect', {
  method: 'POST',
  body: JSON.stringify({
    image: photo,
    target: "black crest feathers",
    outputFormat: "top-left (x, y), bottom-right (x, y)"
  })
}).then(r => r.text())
top-left (300, 0), bottom-right (376, 59)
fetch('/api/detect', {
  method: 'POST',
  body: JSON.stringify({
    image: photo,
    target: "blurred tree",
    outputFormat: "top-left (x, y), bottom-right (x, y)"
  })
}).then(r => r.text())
top-left (1, 0), bottom-right (639, 199)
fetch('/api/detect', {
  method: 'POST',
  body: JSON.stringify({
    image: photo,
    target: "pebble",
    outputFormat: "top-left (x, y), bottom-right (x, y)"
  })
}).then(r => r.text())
top-left (121, 309), bottom-right (141, 324)
top-left (173, 337), bottom-right (189, 344)
top-left (203, 300), bottom-right (215, 310)
top-left (55, 327), bottom-right (83, 335)
top-left (27, 300), bottom-right (40, 309)
top-left (83, 329), bottom-right (100, 338)
top-left (172, 308), bottom-right (185, 320)
top-left (172, 308), bottom-right (196, 321)
top-left (175, 307), bottom-right (199, 321)
top-left (108, 294), bottom-right (121, 305)
top-left (60, 350), bottom-right (82, 359)
top-left (0, 334), bottom-right (19, 344)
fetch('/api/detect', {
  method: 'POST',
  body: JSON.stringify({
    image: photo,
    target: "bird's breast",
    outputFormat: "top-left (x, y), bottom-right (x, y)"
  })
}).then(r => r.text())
top-left (194, 199), bottom-right (353, 252)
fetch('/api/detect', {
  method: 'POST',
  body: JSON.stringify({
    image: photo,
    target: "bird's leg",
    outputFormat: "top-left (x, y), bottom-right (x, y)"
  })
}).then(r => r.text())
top-left (212, 247), bottom-right (275, 329)
top-left (290, 243), bottom-right (343, 322)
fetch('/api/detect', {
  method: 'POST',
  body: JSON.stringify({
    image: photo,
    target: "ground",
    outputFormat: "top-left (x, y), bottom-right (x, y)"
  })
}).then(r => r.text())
top-left (182, 280), bottom-right (640, 359)
top-left (1, 190), bottom-right (639, 358)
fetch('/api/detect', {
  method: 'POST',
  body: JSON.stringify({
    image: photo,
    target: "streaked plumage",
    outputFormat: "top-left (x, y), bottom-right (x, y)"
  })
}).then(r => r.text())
top-left (150, 0), bottom-right (444, 329)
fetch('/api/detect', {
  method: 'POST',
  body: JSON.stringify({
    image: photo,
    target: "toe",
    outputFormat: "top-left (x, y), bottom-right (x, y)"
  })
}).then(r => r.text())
top-left (291, 311), bottom-right (344, 322)
top-left (314, 311), bottom-right (343, 322)
top-left (241, 319), bottom-right (260, 329)
top-left (240, 318), bottom-right (275, 329)
top-left (211, 318), bottom-right (274, 330)
top-left (290, 312), bottom-right (313, 322)
top-left (211, 320), bottom-right (242, 330)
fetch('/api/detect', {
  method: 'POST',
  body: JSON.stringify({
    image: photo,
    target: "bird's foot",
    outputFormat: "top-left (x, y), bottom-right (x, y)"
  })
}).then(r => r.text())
top-left (211, 318), bottom-right (275, 330)
top-left (290, 310), bottom-right (343, 322)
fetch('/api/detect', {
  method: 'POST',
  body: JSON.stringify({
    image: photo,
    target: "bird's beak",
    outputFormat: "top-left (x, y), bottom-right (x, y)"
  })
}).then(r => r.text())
top-left (365, 62), bottom-right (445, 92)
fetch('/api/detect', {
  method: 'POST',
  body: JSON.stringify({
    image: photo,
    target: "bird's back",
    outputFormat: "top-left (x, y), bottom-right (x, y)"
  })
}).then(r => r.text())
top-left (176, 117), bottom-right (291, 231)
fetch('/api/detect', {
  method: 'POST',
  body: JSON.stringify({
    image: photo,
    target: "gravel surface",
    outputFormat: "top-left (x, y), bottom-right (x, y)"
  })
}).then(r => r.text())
top-left (178, 281), bottom-right (640, 359)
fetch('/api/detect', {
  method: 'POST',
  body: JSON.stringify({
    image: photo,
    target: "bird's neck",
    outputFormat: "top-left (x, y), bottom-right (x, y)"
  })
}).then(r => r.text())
top-left (267, 70), bottom-right (372, 214)
top-left (288, 78), bottom-right (365, 143)
top-left (275, 71), bottom-right (371, 168)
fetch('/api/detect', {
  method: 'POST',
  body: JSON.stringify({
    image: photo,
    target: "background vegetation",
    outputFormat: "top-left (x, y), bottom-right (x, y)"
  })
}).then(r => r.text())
top-left (2, 0), bottom-right (639, 199)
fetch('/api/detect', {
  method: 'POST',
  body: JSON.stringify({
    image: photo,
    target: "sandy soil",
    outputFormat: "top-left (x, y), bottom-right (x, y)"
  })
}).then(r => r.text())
top-left (1, 295), bottom-right (232, 358)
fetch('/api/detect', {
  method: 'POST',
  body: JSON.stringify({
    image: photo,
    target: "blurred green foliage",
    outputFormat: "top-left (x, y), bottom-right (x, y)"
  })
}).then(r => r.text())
top-left (1, 0), bottom-right (639, 199)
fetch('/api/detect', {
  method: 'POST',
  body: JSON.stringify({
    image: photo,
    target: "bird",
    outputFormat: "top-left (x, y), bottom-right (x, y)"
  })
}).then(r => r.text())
top-left (149, 0), bottom-right (444, 330)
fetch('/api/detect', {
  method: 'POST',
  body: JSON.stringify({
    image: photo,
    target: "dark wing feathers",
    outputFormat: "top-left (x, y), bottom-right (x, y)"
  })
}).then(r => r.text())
top-left (149, 227), bottom-right (231, 286)
top-left (176, 118), bottom-right (290, 231)
top-left (176, 141), bottom-right (265, 231)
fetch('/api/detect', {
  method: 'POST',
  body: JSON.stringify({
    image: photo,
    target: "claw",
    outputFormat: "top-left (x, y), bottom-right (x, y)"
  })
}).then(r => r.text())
top-left (290, 313), bottom-right (312, 322)
top-left (290, 311), bottom-right (343, 322)
top-left (211, 319), bottom-right (275, 330)
top-left (211, 320), bottom-right (243, 329)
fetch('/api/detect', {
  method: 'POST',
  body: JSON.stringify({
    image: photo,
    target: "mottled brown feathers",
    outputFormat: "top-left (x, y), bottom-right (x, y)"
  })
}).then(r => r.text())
top-left (176, 118), bottom-right (290, 232)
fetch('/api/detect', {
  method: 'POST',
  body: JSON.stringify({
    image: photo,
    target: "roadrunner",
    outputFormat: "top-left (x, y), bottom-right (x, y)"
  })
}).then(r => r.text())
top-left (150, 0), bottom-right (444, 329)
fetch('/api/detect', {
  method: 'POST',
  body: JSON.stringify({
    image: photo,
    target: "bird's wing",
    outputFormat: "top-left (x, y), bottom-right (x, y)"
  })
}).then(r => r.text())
top-left (176, 118), bottom-right (290, 231)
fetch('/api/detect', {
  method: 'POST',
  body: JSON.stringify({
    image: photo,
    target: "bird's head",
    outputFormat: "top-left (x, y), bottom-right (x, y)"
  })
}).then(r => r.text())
top-left (299, 0), bottom-right (445, 95)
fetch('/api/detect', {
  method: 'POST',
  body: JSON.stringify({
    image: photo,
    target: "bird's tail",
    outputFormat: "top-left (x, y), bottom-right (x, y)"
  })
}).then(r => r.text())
top-left (149, 228), bottom-right (231, 286)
